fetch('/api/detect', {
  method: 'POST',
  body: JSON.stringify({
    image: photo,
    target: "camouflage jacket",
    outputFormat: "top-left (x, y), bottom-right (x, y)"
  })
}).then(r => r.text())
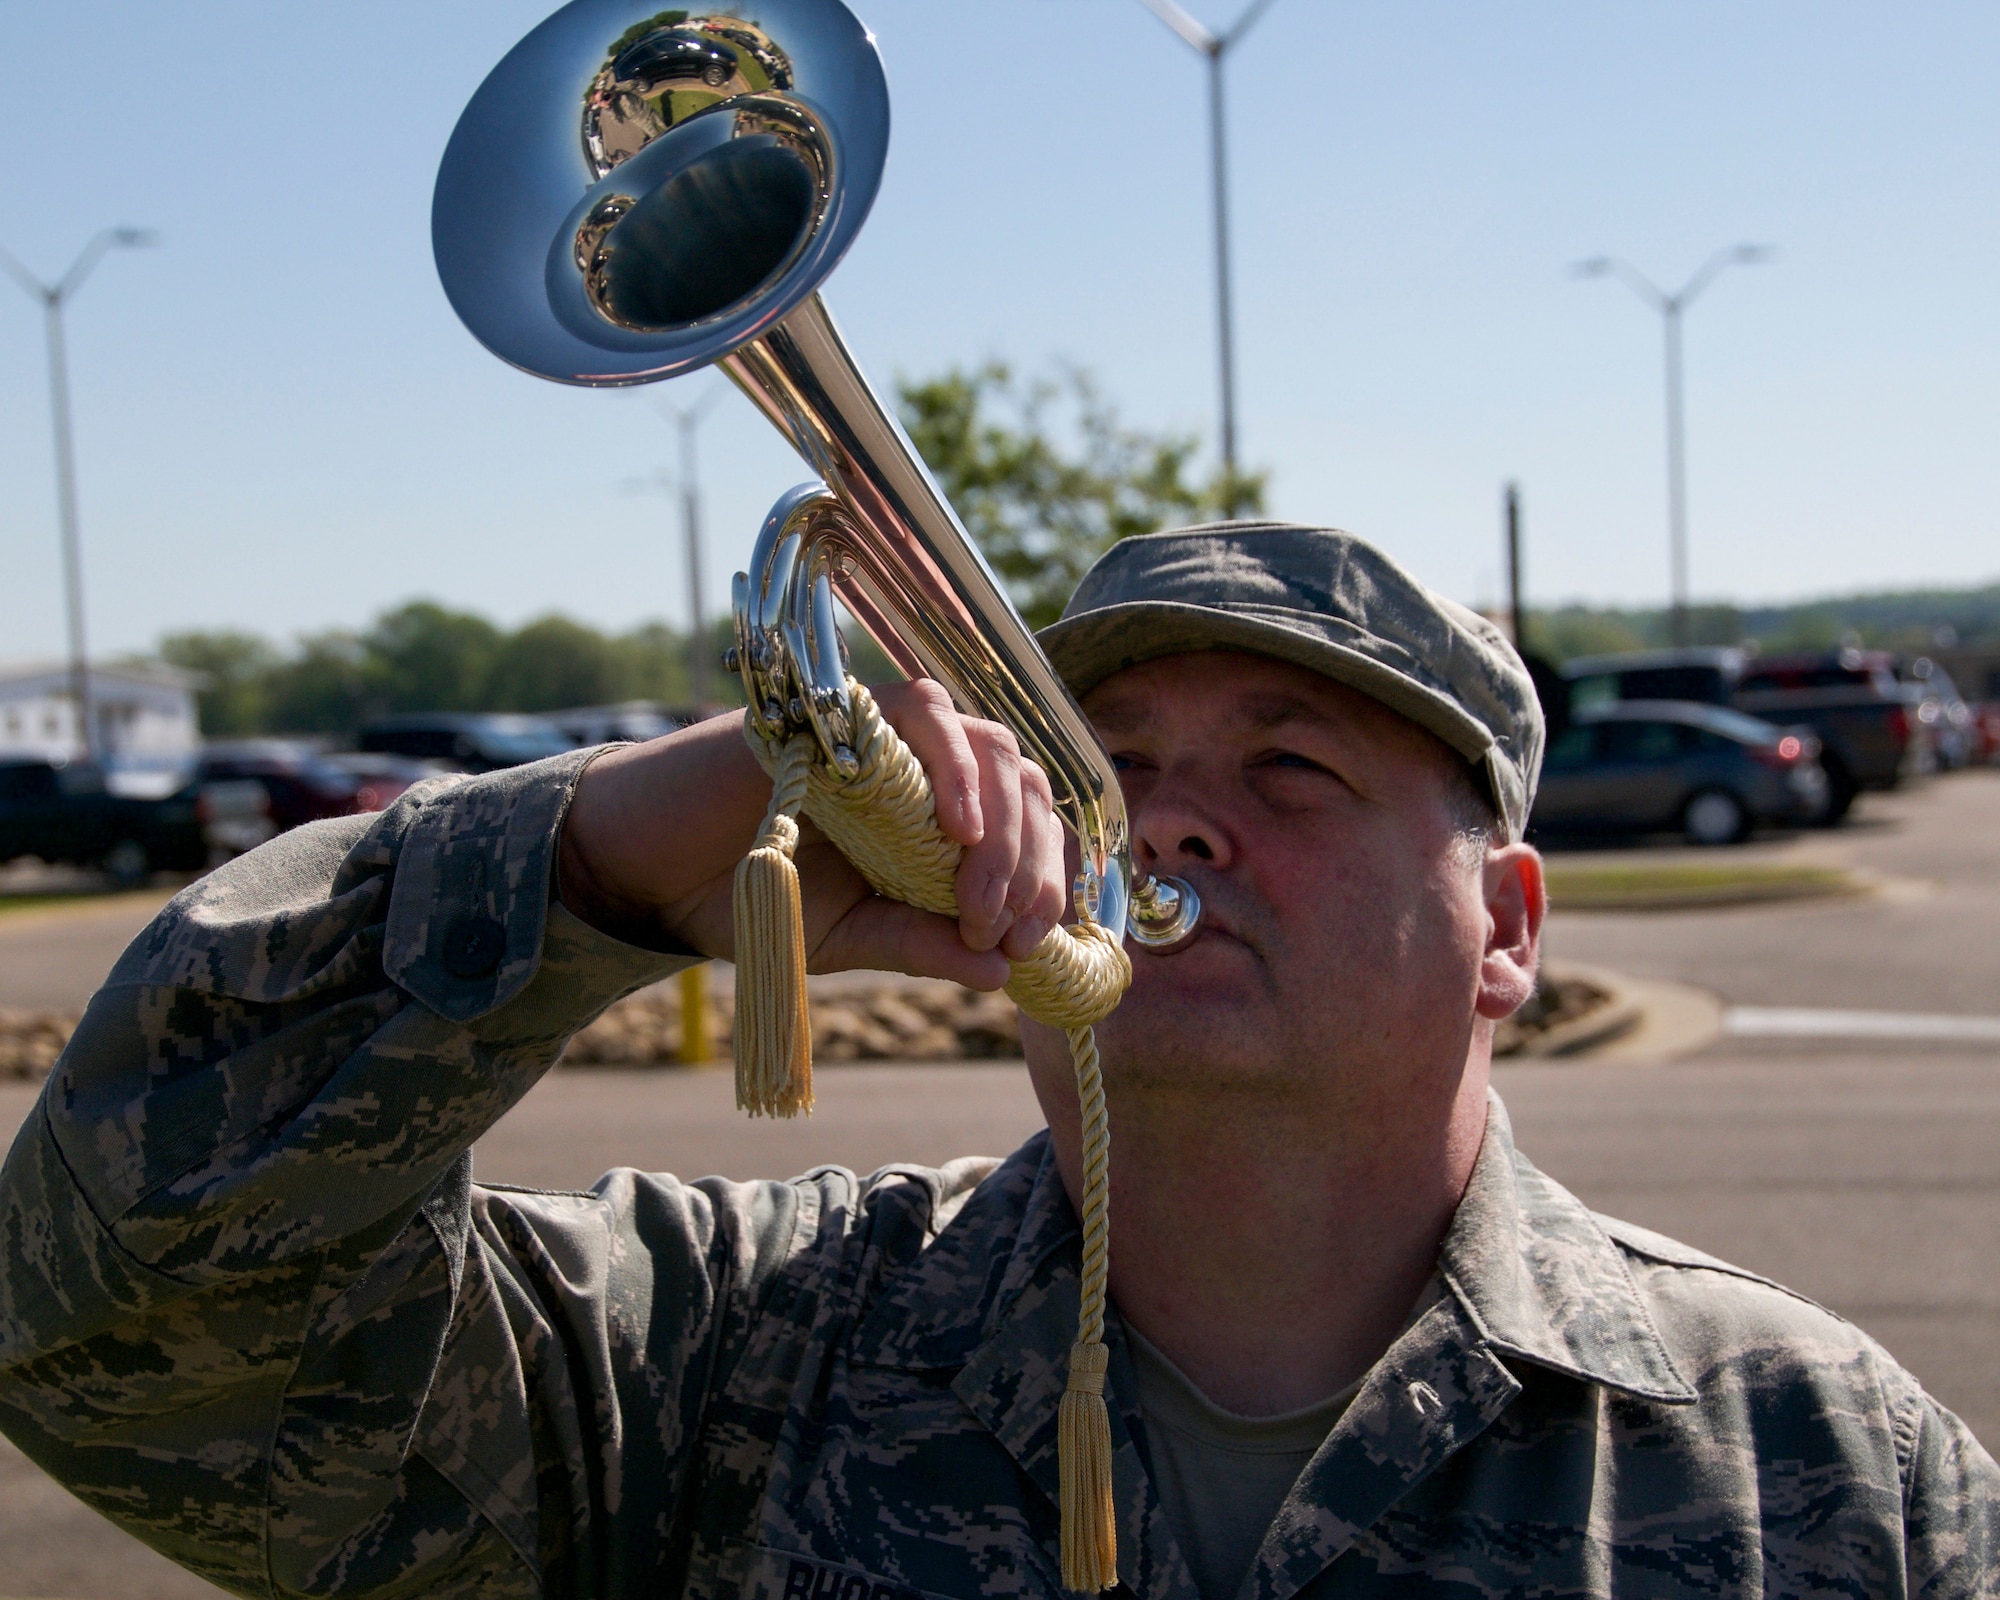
top-left (0, 754), bottom-right (1994, 1600)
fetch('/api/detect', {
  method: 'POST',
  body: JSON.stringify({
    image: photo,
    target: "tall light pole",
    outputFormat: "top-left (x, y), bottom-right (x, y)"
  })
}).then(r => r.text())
top-left (1573, 244), bottom-right (1772, 649)
top-left (1137, 0), bottom-right (1280, 517)
top-left (1, 227), bottom-right (157, 761)
top-left (658, 383), bottom-right (729, 709)
top-left (1504, 482), bottom-right (1524, 654)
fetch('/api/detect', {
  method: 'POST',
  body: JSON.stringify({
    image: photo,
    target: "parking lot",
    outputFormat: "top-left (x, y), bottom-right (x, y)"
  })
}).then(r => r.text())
top-left (0, 773), bottom-right (1996, 1598)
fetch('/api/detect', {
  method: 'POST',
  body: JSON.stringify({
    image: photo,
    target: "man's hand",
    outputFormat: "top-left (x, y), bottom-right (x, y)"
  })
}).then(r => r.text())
top-left (556, 681), bottom-right (1067, 989)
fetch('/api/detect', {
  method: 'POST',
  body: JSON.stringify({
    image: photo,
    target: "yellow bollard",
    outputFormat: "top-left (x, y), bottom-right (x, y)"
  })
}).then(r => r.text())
top-left (679, 965), bottom-right (713, 1065)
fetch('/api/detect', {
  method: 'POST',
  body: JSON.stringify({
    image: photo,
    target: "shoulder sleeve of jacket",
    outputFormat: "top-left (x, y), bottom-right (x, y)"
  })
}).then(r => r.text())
top-left (0, 749), bottom-right (703, 1598)
top-left (1605, 1216), bottom-right (2000, 1596)
top-left (1900, 1384), bottom-right (2000, 1596)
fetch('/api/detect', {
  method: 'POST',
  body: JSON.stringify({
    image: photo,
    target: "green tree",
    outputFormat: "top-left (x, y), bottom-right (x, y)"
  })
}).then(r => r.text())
top-left (1757, 606), bottom-right (1858, 654)
top-left (485, 615), bottom-right (625, 711)
top-left (897, 364), bottom-right (1263, 629)
top-left (1525, 607), bottom-right (1647, 662)
top-left (612, 621), bottom-right (699, 704)
top-left (264, 632), bottom-right (375, 733)
top-left (362, 602), bottom-right (501, 713)
top-left (1677, 605), bottom-right (1747, 649)
top-left (158, 630), bottom-right (281, 736)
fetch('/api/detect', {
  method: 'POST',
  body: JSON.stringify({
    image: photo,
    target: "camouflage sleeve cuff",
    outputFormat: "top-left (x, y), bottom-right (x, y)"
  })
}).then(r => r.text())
top-left (382, 748), bottom-right (691, 1023)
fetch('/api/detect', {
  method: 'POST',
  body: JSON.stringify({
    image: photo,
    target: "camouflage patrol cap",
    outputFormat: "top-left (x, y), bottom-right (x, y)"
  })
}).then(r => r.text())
top-left (1038, 522), bottom-right (1546, 841)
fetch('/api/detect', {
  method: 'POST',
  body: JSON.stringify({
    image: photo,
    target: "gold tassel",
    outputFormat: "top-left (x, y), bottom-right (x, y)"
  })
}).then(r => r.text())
top-left (1059, 1021), bottom-right (1118, 1592)
top-left (732, 737), bottom-right (815, 1117)
top-left (1059, 1339), bottom-right (1117, 1592)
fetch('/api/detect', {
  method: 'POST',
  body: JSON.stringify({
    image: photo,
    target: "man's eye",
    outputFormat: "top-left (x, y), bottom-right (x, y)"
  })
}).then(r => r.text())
top-left (1267, 752), bottom-right (1321, 771)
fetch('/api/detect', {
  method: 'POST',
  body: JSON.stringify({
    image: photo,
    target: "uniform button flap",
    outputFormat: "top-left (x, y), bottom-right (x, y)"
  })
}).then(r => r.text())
top-left (441, 913), bottom-right (507, 979)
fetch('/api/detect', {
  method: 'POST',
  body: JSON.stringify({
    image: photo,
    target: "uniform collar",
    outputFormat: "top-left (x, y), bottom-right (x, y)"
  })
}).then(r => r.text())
top-left (1246, 1099), bottom-right (1696, 1600)
top-left (1438, 1092), bottom-right (1696, 1406)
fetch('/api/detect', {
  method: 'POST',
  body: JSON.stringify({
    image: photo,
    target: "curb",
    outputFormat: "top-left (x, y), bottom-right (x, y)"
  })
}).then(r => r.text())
top-left (1586, 974), bottom-right (1727, 1061)
top-left (1508, 960), bottom-right (1725, 1063)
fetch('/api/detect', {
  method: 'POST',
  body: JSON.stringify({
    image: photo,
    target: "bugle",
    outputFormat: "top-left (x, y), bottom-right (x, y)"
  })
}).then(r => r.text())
top-left (431, 0), bottom-right (1199, 952)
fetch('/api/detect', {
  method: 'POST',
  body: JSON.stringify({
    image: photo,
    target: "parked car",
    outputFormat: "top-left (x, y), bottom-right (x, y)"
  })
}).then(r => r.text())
top-left (1731, 650), bottom-right (1929, 816)
top-left (196, 779), bottom-right (279, 857)
top-left (1, 756), bottom-right (215, 884)
top-left (1899, 657), bottom-right (1975, 770)
top-left (194, 741), bottom-right (365, 831)
top-left (1561, 647), bottom-right (1925, 822)
top-left (611, 27), bottom-right (741, 91)
top-left (1562, 647), bottom-right (1743, 713)
top-left (1971, 702), bottom-right (2000, 765)
top-left (546, 702), bottom-right (681, 747)
top-left (355, 713), bottom-right (576, 773)
top-left (1530, 702), bottom-right (1828, 845)
top-left (321, 752), bottom-right (447, 812)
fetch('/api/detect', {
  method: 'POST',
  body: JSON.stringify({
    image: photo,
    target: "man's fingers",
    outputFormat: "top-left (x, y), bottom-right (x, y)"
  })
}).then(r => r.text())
top-left (875, 679), bottom-right (983, 846)
top-left (807, 680), bottom-right (1068, 974)
top-left (955, 721), bottom-right (1026, 951)
top-left (998, 761), bottom-right (1068, 962)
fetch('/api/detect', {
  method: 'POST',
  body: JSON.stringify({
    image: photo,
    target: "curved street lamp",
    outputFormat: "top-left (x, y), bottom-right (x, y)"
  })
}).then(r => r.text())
top-left (1, 227), bottom-right (159, 760)
top-left (1136, 0), bottom-right (1280, 517)
top-left (1573, 244), bottom-right (1773, 649)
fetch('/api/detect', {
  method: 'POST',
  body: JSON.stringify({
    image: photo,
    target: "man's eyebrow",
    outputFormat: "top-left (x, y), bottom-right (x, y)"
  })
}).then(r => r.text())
top-left (1086, 698), bottom-right (1151, 736)
top-left (1237, 693), bottom-right (1333, 733)
top-left (1087, 691), bottom-right (1338, 737)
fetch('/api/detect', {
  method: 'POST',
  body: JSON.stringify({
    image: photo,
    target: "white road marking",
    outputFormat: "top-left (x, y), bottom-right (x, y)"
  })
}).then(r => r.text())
top-left (1724, 1007), bottom-right (2000, 1042)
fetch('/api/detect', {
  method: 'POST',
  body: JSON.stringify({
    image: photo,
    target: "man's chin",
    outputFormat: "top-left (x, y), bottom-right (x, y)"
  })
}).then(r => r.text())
top-left (1092, 978), bottom-right (1290, 1093)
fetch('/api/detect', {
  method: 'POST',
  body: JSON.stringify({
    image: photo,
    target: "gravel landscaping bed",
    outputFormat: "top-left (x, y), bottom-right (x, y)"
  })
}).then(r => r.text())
top-left (560, 977), bottom-right (1024, 1066)
top-left (1, 965), bottom-right (1625, 1079)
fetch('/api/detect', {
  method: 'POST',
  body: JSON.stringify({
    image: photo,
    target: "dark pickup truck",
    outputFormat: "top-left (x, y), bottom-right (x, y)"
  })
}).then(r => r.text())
top-left (1562, 647), bottom-right (1928, 821)
top-left (1733, 652), bottom-right (1928, 814)
top-left (0, 757), bottom-right (215, 885)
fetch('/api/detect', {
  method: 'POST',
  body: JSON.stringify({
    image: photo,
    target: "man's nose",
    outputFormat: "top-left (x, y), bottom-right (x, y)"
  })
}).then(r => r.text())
top-left (1130, 766), bottom-right (1233, 874)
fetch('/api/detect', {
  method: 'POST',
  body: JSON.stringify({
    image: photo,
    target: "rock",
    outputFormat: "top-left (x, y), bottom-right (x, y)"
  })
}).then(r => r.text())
top-left (556, 973), bottom-right (1037, 1068)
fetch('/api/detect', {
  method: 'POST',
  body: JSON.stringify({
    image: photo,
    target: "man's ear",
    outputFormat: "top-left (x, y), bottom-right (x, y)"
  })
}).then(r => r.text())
top-left (1475, 843), bottom-right (1545, 1020)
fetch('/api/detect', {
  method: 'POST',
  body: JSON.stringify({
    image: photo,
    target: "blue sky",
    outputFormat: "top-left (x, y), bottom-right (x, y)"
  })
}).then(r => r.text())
top-left (2, 2), bottom-right (1996, 661)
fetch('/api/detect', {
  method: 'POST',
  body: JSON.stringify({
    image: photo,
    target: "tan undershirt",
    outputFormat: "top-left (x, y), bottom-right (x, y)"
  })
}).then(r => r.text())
top-left (1125, 1280), bottom-right (1445, 1600)
top-left (1127, 1326), bottom-right (1357, 1600)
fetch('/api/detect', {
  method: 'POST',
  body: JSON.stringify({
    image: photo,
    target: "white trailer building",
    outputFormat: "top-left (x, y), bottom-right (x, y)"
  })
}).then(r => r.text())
top-left (0, 660), bottom-right (202, 765)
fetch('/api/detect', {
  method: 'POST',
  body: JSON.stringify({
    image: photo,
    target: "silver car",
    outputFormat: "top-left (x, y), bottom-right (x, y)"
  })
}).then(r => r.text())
top-left (1532, 702), bottom-right (1829, 845)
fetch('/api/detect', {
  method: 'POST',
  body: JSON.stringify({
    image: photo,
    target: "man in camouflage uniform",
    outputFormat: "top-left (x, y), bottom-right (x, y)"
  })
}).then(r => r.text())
top-left (0, 525), bottom-right (1994, 1599)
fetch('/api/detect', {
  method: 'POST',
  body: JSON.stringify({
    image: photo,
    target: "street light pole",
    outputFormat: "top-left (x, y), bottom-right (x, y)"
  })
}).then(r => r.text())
top-left (656, 382), bottom-right (729, 708)
top-left (1137, 0), bottom-right (1279, 517)
top-left (1504, 482), bottom-right (1524, 654)
top-left (43, 297), bottom-right (92, 756)
top-left (1662, 301), bottom-right (1687, 640)
top-left (1, 227), bottom-right (157, 761)
top-left (1572, 244), bottom-right (1772, 649)
top-left (1205, 47), bottom-right (1237, 490)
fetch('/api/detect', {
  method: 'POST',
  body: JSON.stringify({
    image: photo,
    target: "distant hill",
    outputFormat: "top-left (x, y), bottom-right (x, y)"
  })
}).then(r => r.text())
top-left (1527, 580), bottom-right (2000, 664)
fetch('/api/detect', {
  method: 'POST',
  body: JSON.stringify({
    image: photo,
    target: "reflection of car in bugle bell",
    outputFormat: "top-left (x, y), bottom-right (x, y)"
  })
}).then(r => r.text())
top-left (583, 14), bottom-right (797, 178)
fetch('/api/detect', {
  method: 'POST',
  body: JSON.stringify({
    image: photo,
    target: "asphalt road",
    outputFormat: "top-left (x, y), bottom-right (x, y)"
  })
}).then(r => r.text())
top-left (0, 887), bottom-right (177, 1013)
top-left (0, 773), bottom-right (1996, 1598)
